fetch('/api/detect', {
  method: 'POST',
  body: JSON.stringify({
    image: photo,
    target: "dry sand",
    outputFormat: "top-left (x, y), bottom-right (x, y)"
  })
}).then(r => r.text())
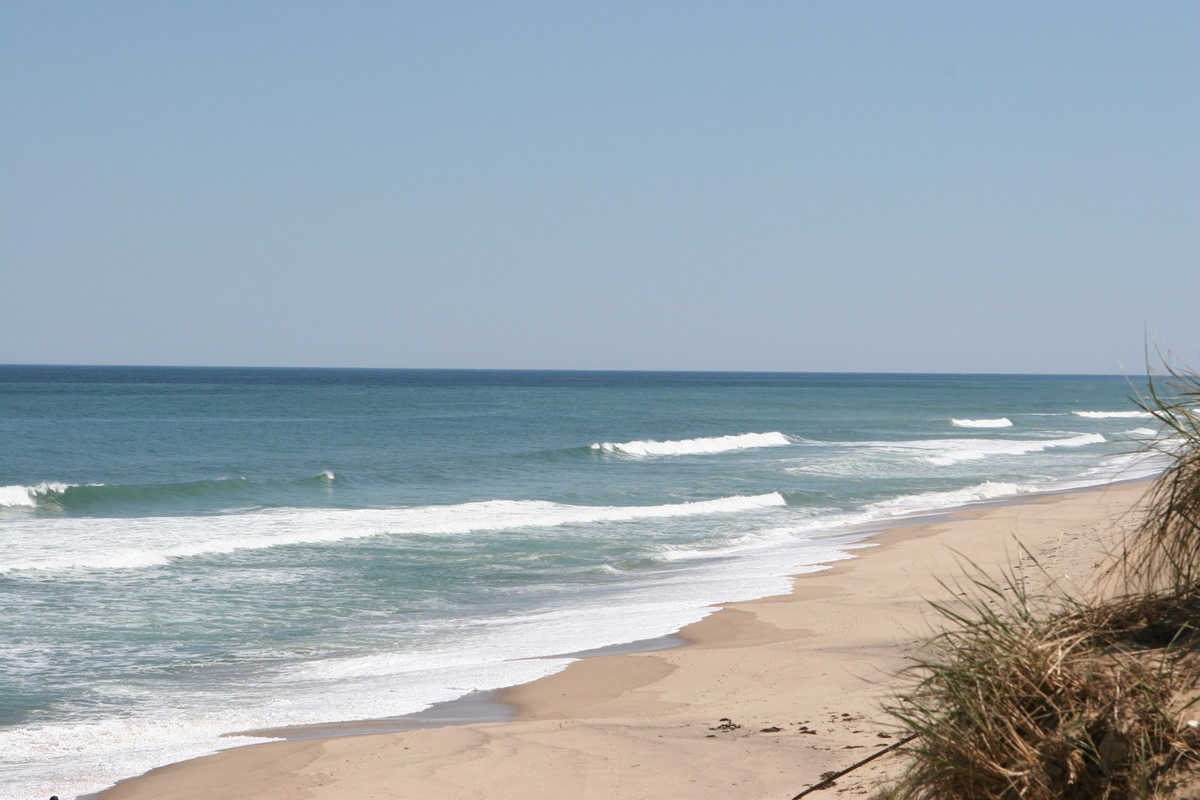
top-left (98, 480), bottom-right (1149, 800)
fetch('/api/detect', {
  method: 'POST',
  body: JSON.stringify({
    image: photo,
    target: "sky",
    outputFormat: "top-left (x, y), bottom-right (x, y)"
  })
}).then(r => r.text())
top-left (1, 2), bottom-right (1197, 374)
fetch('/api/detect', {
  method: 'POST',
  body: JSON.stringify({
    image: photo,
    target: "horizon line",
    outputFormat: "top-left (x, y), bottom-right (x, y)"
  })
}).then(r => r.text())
top-left (0, 363), bottom-right (1131, 378)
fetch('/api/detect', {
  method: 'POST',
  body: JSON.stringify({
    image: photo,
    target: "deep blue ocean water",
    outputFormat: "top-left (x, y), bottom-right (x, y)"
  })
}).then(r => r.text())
top-left (0, 367), bottom-right (1163, 799)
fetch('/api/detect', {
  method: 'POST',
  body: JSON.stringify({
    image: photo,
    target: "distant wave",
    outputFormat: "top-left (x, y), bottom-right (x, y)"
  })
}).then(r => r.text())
top-left (0, 482), bottom-right (76, 507)
top-left (951, 418), bottom-right (1013, 428)
top-left (1073, 410), bottom-right (1152, 419)
top-left (590, 432), bottom-right (791, 457)
top-left (0, 492), bottom-right (787, 574)
top-left (0, 474), bottom-right (344, 512)
top-left (0, 478), bottom-right (257, 512)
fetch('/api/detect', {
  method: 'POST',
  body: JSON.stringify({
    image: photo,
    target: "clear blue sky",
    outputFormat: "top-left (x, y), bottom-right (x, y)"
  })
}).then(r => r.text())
top-left (2, 2), bottom-right (1196, 373)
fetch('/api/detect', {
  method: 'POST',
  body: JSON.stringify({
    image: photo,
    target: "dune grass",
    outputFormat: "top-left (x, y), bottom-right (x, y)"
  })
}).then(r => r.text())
top-left (1119, 359), bottom-right (1200, 596)
top-left (883, 361), bottom-right (1200, 799)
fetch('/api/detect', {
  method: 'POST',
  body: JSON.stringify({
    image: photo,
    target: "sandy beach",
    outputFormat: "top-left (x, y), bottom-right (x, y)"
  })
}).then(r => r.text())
top-left (97, 480), bottom-right (1150, 800)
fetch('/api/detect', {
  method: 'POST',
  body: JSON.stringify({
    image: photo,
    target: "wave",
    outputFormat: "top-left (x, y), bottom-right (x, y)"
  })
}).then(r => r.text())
top-left (951, 418), bottom-right (1013, 428)
top-left (590, 431), bottom-right (791, 457)
top-left (0, 493), bottom-right (788, 574)
top-left (1073, 410), bottom-right (1152, 419)
top-left (655, 478), bottom-right (1107, 561)
top-left (1079, 449), bottom-right (1168, 482)
top-left (13, 478), bottom-right (258, 512)
top-left (864, 472), bottom-right (1152, 518)
top-left (648, 525), bottom-right (854, 566)
top-left (840, 433), bottom-right (1108, 467)
top-left (784, 431), bottom-right (1117, 478)
top-left (919, 433), bottom-right (1106, 465)
top-left (0, 482), bottom-right (76, 507)
top-left (0, 473), bottom-right (343, 512)
top-left (867, 481), bottom-right (1029, 514)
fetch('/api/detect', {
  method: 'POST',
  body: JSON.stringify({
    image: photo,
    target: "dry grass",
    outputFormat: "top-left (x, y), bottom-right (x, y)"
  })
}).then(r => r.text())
top-left (884, 359), bottom-right (1200, 799)
top-left (1118, 359), bottom-right (1200, 596)
top-left (888, 580), bottom-right (1200, 799)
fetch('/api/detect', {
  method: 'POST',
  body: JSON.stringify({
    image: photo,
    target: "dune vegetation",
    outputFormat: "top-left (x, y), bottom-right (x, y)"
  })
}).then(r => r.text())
top-left (882, 362), bottom-right (1200, 799)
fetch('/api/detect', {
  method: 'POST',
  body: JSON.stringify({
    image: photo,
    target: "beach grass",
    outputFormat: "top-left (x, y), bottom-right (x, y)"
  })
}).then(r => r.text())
top-left (1119, 358), bottom-right (1200, 596)
top-left (884, 361), bottom-right (1200, 799)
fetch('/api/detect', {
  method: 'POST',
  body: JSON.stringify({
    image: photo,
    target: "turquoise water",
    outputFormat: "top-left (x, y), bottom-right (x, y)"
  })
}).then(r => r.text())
top-left (0, 367), bottom-right (1161, 799)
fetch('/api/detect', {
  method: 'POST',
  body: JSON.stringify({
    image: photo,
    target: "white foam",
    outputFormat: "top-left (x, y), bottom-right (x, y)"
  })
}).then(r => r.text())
top-left (657, 482), bottom-right (1055, 550)
top-left (902, 433), bottom-right (1107, 466)
top-left (1078, 448), bottom-right (1169, 482)
top-left (277, 542), bottom-right (854, 695)
top-left (864, 467), bottom-right (1163, 515)
top-left (590, 431), bottom-right (791, 457)
top-left (1073, 410), bottom-right (1152, 419)
top-left (800, 433), bottom-right (1109, 471)
top-left (789, 482), bottom-right (1031, 529)
top-left (867, 481), bottom-right (1029, 514)
top-left (1, 456), bottom-right (1161, 799)
top-left (0, 525), bottom-right (856, 800)
top-left (879, 450), bottom-right (1163, 509)
top-left (652, 525), bottom-right (821, 563)
top-left (0, 717), bottom-right (278, 800)
top-left (785, 468), bottom-right (1140, 530)
top-left (0, 493), bottom-right (788, 574)
top-left (1125, 427), bottom-right (1159, 438)
top-left (0, 482), bottom-right (74, 507)
top-left (319, 470), bottom-right (335, 481)
top-left (951, 418), bottom-right (1013, 428)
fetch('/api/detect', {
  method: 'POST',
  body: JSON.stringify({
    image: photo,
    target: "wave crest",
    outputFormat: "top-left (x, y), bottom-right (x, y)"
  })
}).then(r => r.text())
top-left (951, 418), bottom-right (1013, 428)
top-left (590, 431), bottom-right (790, 457)
top-left (923, 433), bottom-right (1106, 466)
top-left (1073, 410), bottom-right (1152, 419)
top-left (0, 492), bottom-right (788, 574)
top-left (1125, 427), bottom-right (1158, 438)
top-left (868, 481), bottom-right (1027, 513)
top-left (0, 482), bottom-right (75, 508)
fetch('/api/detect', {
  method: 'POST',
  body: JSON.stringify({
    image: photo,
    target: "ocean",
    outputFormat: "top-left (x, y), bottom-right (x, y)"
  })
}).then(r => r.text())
top-left (0, 366), bottom-right (1163, 799)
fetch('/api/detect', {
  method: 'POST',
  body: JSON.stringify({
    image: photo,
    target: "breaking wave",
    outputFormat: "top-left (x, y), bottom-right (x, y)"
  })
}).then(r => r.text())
top-left (866, 481), bottom-right (1030, 514)
top-left (0, 483), bottom-right (76, 508)
top-left (919, 433), bottom-right (1106, 465)
top-left (951, 418), bottom-right (1013, 428)
top-left (849, 433), bottom-right (1109, 467)
top-left (0, 474), bottom-right (346, 513)
top-left (590, 431), bottom-right (791, 457)
top-left (1074, 411), bottom-right (1152, 419)
top-left (0, 493), bottom-right (788, 574)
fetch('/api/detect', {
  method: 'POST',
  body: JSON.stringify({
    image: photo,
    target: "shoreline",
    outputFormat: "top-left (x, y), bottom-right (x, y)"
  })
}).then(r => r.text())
top-left (94, 478), bottom-right (1152, 800)
top-left (223, 476), bottom-right (1152, 742)
top-left (219, 476), bottom-right (1152, 743)
top-left (227, 634), bottom-right (691, 744)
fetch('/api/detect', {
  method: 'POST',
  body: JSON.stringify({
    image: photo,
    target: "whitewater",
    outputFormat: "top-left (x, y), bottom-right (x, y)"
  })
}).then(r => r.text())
top-left (0, 367), bottom-right (1165, 800)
